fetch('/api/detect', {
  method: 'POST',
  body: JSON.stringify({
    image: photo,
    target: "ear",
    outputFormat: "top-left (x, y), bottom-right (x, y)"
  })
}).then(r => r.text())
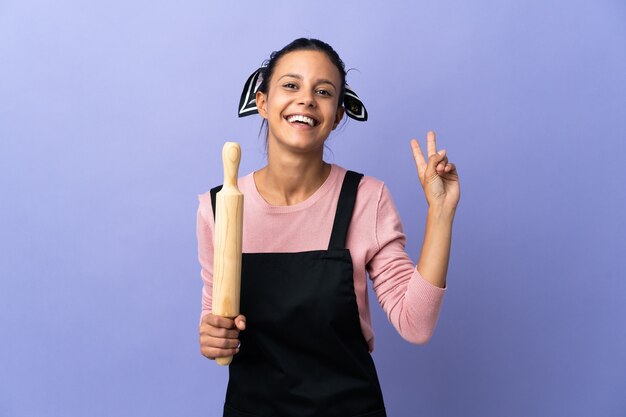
top-left (332, 106), bottom-right (345, 130)
top-left (256, 91), bottom-right (268, 119)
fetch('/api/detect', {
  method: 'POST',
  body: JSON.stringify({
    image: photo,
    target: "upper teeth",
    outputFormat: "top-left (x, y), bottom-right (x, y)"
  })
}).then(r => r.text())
top-left (287, 115), bottom-right (315, 126)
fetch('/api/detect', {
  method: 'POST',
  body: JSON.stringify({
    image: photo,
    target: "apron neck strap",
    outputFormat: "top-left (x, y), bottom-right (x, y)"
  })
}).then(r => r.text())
top-left (209, 170), bottom-right (364, 250)
top-left (328, 170), bottom-right (364, 250)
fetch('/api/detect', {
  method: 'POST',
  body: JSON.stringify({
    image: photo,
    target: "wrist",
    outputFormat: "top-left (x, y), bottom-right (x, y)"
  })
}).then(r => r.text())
top-left (427, 204), bottom-right (456, 222)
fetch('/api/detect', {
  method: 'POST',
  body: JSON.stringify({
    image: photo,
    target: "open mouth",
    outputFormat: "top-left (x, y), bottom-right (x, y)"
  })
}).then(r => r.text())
top-left (285, 114), bottom-right (319, 127)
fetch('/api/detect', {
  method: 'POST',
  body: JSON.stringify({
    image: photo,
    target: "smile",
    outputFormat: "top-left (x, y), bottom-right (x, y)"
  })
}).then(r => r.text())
top-left (285, 114), bottom-right (319, 127)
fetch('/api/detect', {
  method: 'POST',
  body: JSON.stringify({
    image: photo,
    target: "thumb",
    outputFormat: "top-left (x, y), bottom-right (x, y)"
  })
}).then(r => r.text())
top-left (235, 314), bottom-right (246, 331)
top-left (426, 149), bottom-right (446, 173)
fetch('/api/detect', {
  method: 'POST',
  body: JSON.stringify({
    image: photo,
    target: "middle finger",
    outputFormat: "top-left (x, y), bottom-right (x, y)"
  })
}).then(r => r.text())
top-left (201, 325), bottom-right (240, 339)
top-left (426, 131), bottom-right (437, 157)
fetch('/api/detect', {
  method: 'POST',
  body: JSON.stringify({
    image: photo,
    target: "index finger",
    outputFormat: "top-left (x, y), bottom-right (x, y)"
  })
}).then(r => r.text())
top-left (201, 313), bottom-right (236, 329)
top-left (410, 139), bottom-right (427, 173)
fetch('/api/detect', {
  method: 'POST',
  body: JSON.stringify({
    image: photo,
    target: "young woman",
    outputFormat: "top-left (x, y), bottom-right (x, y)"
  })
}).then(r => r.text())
top-left (197, 38), bottom-right (459, 417)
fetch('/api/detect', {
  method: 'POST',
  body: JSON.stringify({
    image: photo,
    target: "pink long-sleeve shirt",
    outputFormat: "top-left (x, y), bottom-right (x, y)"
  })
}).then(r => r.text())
top-left (197, 164), bottom-right (446, 351)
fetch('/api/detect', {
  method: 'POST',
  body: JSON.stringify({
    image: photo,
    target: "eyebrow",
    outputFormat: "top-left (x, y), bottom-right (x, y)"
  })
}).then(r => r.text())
top-left (278, 73), bottom-right (337, 90)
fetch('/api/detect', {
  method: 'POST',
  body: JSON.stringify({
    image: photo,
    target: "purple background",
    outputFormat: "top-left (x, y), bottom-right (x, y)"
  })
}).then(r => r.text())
top-left (1, 1), bottom-right (625, 416)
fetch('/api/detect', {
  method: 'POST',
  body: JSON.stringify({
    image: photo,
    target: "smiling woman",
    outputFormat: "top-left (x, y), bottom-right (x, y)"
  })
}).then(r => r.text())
top-left (256, 50), bottom-right (345, 159)
top-left (197, 38), bottom-right (460, 417)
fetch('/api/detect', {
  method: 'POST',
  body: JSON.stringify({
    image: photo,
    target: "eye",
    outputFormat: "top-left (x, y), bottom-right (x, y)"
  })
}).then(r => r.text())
top-left (283, 82), bottom-right (298, 89)
top-left (316, 89), bottom-right (332, 97)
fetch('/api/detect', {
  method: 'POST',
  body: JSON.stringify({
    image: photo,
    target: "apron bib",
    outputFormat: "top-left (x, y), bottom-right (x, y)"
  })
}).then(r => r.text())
top-left (211, 171), bottom-right (386, 417)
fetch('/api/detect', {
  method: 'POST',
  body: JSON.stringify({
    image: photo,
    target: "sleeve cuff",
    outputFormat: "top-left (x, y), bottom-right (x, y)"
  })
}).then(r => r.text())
top-left (407, 268), bottom-right (446, 307)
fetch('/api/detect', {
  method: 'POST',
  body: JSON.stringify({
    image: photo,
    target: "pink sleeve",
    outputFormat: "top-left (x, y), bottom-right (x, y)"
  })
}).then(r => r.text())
top-left (196, 194), bottom-right (214, 321)
top-left (367, 184), bottom-right (446, 344)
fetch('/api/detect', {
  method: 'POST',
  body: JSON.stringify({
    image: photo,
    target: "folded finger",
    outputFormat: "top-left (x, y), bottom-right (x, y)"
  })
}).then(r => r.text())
top-left (201, 346), bottom-right (240, 360)
top-left (202, 314), bottom-right (236, 329)
top-left (444, 163), bottom-right (457, 174)
top-left (200, 334), bottom-right (241, 350)
top-left (201, 325), bottom-right (240, 339)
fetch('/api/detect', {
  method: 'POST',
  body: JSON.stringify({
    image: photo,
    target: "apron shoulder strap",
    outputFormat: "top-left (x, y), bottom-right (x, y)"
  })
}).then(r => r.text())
top-left (328, 170), bottom-right (364, 250)
top-left (209, 185), bottom-right (223, 221)
top-left (211, 171), bottom-right (363, 248)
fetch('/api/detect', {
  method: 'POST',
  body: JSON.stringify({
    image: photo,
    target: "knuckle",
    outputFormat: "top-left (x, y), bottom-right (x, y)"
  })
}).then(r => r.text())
top-left (207, 315), bottom-right (219, 325)
top-left (206, 325), bottom-right (225, 337)
top-left (224, 328), bottom-right (239, 338)
top-left (214, 327), bottom-right (228, 338)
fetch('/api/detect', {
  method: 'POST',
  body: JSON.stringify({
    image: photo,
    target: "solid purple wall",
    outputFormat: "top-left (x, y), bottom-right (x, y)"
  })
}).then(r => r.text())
top-left (1, 1), bottom-right (625, 416)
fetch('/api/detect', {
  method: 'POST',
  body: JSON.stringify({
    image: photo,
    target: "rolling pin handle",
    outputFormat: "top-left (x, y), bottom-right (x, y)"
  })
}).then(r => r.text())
top-left (222, 142), bottom-right (241, 189)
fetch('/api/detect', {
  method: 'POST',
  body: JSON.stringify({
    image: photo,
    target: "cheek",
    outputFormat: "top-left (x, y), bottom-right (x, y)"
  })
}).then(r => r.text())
top-left (266, 95), bottom-right (288, 118)
top-left (327, 105), bottom-right (342, 123)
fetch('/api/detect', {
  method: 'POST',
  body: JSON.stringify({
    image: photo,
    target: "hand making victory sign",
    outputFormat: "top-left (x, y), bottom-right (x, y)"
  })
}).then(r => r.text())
top-left (410, 130), bottom-right (460, 210)
top-left (409, 130), bottom-right (459, 290)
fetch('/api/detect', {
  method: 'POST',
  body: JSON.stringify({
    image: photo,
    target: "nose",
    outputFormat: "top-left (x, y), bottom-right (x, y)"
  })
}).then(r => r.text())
top-left (297, 89), bottom-right (316, 107)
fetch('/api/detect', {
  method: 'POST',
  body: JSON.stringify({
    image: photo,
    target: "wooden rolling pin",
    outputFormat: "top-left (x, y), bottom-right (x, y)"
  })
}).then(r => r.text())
top-left (212, 142), bottom-right (243, 366)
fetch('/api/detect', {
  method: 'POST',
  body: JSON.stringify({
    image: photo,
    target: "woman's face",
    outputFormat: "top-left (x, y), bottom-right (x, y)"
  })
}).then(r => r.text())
top-left (256, 50), bottom-right (344, 156)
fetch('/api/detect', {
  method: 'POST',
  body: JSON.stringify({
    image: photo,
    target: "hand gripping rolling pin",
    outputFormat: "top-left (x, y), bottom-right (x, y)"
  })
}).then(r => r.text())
top-left (212, 142), bottom-right (243, 366)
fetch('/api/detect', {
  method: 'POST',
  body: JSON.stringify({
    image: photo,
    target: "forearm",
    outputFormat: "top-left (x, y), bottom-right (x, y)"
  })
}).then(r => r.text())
top-left (197, 200), bottom-right (215, 319)
top-left (417, 205), bottom-right (456, 288)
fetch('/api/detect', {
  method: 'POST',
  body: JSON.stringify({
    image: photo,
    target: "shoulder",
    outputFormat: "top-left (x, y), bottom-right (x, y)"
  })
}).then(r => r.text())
top-left (196, 191), bottom-right (213, 224)
top-left (347, 169), bottom-right (388, 207)
top-left (351, 170), bottom-right (401, 227)
top-left (332, 164), bottom-right (385, 195)
top-left (358, 174), bottom-right (385, 198)
top-left (197, 172), bottom-right (255, 223)
top-left (336, 166), bottom-right (389, 220)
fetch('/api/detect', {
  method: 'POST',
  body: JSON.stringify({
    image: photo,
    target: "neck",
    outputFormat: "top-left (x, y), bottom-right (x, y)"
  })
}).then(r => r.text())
top-left (255, 147), bottom-right (331, 206)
